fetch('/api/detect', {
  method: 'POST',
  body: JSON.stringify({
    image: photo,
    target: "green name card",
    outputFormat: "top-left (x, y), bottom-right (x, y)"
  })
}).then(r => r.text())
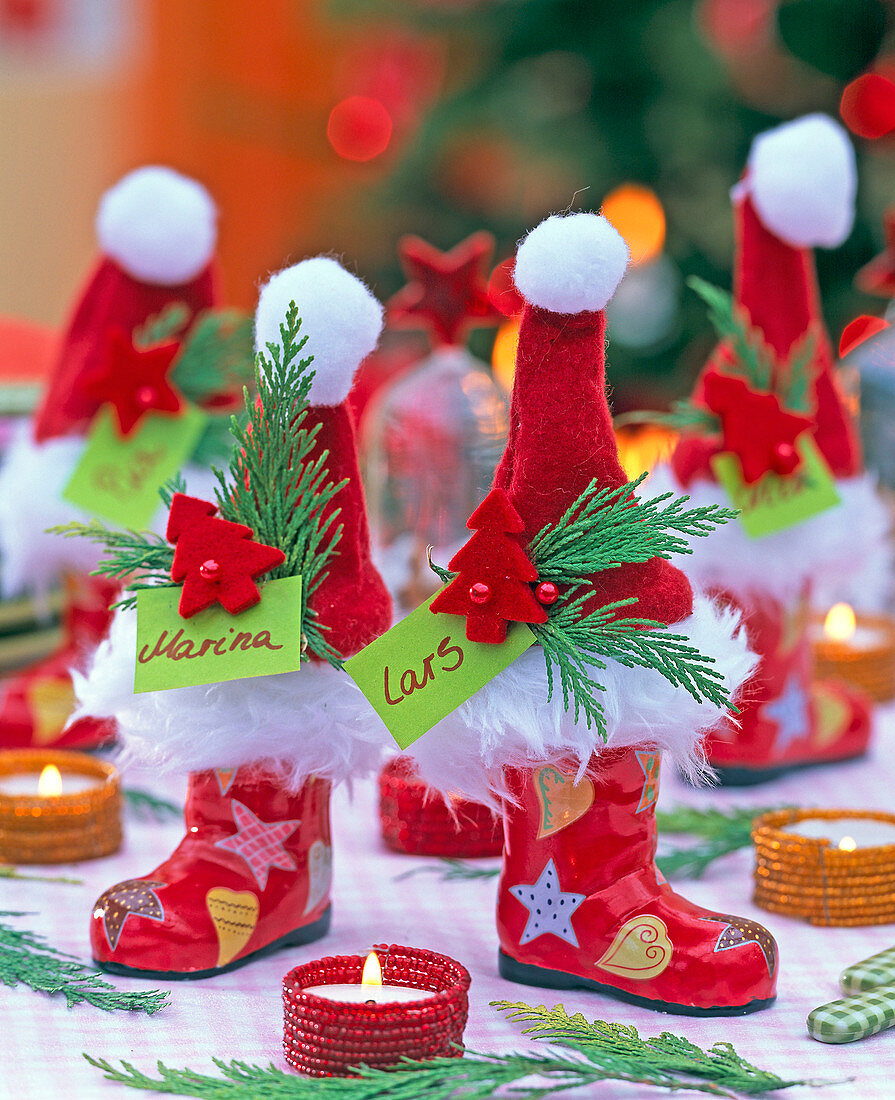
top-left (344, 592), bottom-right (536, 750)
top-left (711, 434), bottom-right (840, 539)
top-left (134, 575), bottom-right (303, 693)
top-left (63, 405), bottom-right (207, 530)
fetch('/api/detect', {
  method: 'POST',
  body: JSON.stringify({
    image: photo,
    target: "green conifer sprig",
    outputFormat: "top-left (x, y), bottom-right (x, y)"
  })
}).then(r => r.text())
top-left (84, 999), bottom-right (832, 1098)
top-left (0, 912), bottom-right (168, 1014)
top-left (528, 473), bottom-right (737, 586)
top-left (216, 302), bottom-right (346, 667)
top-left (688, 277), bottom-right (774, 392)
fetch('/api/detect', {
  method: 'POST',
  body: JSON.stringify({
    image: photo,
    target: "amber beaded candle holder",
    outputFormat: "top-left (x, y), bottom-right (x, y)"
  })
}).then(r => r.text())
top-left (753, 808), bottom-right (895, 926)
top-left (378, 756), bottom-right (502, 858)
top-left (0, 749), bottom-right (122, 864)
top-left (282, 944), bottom-right (470, 1077)
top-left (811, 608), bottom-right (895, 703)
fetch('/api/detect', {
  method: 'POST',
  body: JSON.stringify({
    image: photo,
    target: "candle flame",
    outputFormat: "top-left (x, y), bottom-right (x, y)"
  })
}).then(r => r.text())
top-left (839, 835), bottom-right (857, 852)
top-left (38, 764), bottom-right (63, 798)
top-left (361, 952), bottom-right (382, 987)
top-left (824, 602), bottom-right (856, 643)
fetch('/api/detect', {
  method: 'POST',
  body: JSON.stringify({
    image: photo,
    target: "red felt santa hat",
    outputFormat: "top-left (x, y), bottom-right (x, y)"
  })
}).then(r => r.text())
top-left (673, 114), bottom-right (861, 485)
top-left (253, 258), bottom-right (392, 657)
top-left (496, 212), bottom-right (693, 627)
top-left (33, 166), bottom-right (219, 443)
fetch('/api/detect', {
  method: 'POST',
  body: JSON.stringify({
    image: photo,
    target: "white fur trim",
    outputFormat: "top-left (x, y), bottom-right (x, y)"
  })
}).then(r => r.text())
top-left (97, 167), bottom-right (217, 285)
top-left (71, 610), bottom-right (387, 788)
top-left (254, 258), bottom-right (383, 407)
top-left (406, 594), bottom-right (757, 806)
top-left (648, 465), bottom-right (892, 604)
top-left (746, 114), bottom-right (856, 249)
top-left (0, 424), bottom-right (229, 599)
top-left (513, 213), bottom-right (629, 314)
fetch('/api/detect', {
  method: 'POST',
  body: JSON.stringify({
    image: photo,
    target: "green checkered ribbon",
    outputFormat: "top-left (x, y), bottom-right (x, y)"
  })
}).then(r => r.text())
top-left (841, 946), bottom-right (895, 994)
top-left (808, 984), bottom-right (895, 1044)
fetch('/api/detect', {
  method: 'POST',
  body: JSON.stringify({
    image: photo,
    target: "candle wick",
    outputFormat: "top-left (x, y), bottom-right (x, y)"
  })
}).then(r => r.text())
top-left (364, 998), bottom-right (376, 1006)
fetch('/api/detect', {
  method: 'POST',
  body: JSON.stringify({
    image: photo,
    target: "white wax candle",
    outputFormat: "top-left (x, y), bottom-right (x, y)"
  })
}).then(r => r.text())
top-left (814, 620), bottom-right (889, 651)
top-left (0, 773), bottom-right (97, 796)
top-left (302, 983), bottom-right (432, 1004)
top-left (781, 817), bottom-right (895, 849)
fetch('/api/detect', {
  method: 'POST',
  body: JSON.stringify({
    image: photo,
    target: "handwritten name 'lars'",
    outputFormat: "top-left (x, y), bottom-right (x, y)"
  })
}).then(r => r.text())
top-left (138, 626), bottom-right (284, 664)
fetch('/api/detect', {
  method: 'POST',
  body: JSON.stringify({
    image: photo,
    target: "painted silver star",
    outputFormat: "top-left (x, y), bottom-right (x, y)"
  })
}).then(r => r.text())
top-left (509, 858), bottom-right (586, 947)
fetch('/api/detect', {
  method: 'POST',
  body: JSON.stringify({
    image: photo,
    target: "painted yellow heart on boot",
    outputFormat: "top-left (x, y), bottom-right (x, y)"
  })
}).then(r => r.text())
top-left (206, 887), bottom-right (259, 968)
top-left (535, 766), bottom-right (594, 839)
top-left (596, 914), bottom-right (673, 980)
top-left (303, 839), bottom-right (332, 916)
top-left (810, 683), bottom-right (850, 749)
top-left (27, 677), bottom-right (75, 746)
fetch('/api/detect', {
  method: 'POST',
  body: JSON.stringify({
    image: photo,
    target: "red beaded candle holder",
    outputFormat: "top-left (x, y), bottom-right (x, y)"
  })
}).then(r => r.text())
top-left (282, 945), bottom-right (470, 1077)
top-left (379, 756), bottom-right (502, 858)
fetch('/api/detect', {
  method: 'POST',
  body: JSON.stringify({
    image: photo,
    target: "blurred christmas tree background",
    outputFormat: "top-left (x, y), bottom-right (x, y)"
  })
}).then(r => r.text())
top-left (324, 0), bottom-right (895, 408)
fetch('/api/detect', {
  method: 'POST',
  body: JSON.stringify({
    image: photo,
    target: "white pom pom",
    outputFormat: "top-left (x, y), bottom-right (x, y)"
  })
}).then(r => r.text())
top-left (746, 114), bottom-right (856, 248)
top-left (513, 213), bottom-right (630, 314)
top-left (254, 257), bottom-right (383, 406)
top-left (96, 166), bottom-right (217, 285)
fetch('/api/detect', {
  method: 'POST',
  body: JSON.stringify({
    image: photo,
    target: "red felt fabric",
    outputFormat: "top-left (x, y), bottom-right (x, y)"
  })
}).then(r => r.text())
top-left (494, 305), bottom-right (693, 628)
top-left (856, 208), bottom-right (895, 297)
top-left (839, 315), bottom-right (890, 358)
top-left (79, 327), bottom-right (182, 437)
top-left (430, 487), bottom-right (547, 642)
top-left (33, 257), bottom-right (217, 442)
top-left (167, 494), bottom-right (286, 619)
top-left (671, 194), bottom-right (862, 486)
top-left (702, 369), bottom-right (812, 484)
top-left (387, 231), bottom-right (502, 347)
top-left (302, 404), bottom-right (392, 658)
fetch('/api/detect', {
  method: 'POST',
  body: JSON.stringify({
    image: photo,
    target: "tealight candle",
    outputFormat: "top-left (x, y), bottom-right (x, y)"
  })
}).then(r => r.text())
top-left (0, 749), bottom-right (122, 864)
top-left (283, 945), bottom-right (470, 1078)
top-left (811, 604), bottom-right (895, 702)
top-left (753, 808), bottom-right (895, 926)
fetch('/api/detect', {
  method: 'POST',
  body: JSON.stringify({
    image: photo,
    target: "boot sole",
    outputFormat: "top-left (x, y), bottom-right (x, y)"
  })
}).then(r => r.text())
top-left (95, 907), bottom-right (332, 981)
top-left (498, 950), bottom-right (775, 1016)
top-left (711, 750), bottom-right (867, 787)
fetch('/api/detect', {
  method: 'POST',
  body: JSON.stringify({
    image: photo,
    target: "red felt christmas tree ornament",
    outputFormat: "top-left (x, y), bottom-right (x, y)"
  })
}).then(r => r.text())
top-left (430, 488), bottom-right (546, 642)
top-left (655, 114), bottom-right (886, 783)
top-left (407, 211), bottom-right (775, 1015)
top-left (0, 165), bottom-right (221, 752)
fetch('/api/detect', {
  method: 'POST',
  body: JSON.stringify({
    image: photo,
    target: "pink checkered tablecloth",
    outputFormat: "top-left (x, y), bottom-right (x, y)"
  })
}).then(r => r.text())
top-left (6, 714), bottom-right (895, 1099)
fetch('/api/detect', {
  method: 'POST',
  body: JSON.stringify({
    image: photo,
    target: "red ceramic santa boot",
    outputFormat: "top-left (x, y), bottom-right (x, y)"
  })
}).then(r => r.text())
top-left (704, 585), bottom-right (870, 784)
top-left (0, 574), bottom-right (118, 749)
top-left (78, 257), bottom-right (392, 977)
top-left (408, 213), bottom-right (762, 1016)
top-left (660, 115), bottom-right (881, 782)
top-left (92, 767), bottom-right (332, 979)
top-left (497, 749), bottom-right (777, 1015)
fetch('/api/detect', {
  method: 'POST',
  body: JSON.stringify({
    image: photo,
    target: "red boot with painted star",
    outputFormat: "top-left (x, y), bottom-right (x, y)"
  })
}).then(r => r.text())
top-left (497, 750), bottom-right (778, 1015)
top-left (703, 587), bottom-right (870, 784)
top-left (0, 575), bottom-right (118, 749)
top-left (92, 767), bottom-right (332, 979)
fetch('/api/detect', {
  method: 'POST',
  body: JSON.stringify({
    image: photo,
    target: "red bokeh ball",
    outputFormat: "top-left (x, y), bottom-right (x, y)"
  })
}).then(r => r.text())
top-left (327, 96), bottom-right (393, 162)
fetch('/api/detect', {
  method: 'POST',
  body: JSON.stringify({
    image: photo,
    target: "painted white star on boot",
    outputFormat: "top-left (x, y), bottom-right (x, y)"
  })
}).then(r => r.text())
top-left (762, 676), bottom-right (810, 752)
top-left (509, 858), bottom-right (586, 946)
top-left (215, 800), bottom-right (301, 890)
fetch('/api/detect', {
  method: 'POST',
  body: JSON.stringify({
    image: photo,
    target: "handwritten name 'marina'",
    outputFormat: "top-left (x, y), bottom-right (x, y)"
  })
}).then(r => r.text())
top-left (138, 627), bottom-right (283, 663)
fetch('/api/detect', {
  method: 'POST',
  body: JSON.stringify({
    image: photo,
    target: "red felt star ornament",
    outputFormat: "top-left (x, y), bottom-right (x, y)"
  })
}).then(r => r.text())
top-left (702, 369), bottom-right (813, 485)
top-left (166, 493), bottom-right (286, 619)
top-left (80, 326), bottom-right (183, 437)
top-left (856, 208), bottom-right (895, 298)
top-left (388, 231), bottom-right (503, 346)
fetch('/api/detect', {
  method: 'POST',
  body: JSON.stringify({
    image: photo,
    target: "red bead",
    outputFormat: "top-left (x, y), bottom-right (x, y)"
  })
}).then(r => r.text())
top-left (535, 581), bottom-right (559, 605)
top-left (468, 582), bottom-right (491, 605)
top-left (136, 385), bottom-right (157, 408)
top-left (199, 558), bottom-right (221, 581)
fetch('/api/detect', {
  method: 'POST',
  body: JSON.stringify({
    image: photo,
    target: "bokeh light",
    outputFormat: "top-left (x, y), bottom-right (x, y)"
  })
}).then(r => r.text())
top-left (327, 96), bottom-right (393, 162)
top-left (491, 317), bottom-right (520, 394)
top-left (602, 184), bottom-right (666, 265)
